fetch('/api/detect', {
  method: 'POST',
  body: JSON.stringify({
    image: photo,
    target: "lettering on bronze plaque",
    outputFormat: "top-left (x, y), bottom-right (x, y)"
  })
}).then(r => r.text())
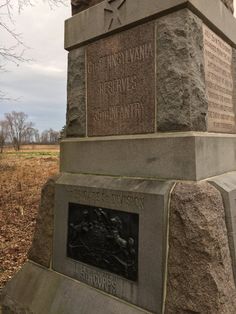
top-left (86, 22), bottom-right (155, 136)
top-left (67, 203), bottom-right (139, 281)
top-left (203, 24), bottom-right (235, 133)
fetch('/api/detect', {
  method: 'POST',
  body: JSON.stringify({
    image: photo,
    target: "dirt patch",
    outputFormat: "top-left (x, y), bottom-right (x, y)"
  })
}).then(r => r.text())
top-left (0, 153), bottom-right (59, 287)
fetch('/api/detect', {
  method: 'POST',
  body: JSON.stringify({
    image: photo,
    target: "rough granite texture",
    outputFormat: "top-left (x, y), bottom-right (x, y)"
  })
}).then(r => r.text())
top-left (28, 175), bottom-right (60, 268)
top-left (156, 9), bottom-right (208, 132)
top-left (209, 172), bottom-right (236, 283)
top-left (71, 0), bottom-right (103, 15)
top-left (165, 182), bottom-right (236, 314)
top-left (66, 47), bottom-right (86, 137)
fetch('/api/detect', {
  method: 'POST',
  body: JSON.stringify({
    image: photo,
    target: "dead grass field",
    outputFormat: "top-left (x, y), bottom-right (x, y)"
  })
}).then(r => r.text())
top-left (3, 144), bottom-right (59, 152)
top-left (0, 148), bottom-right (59, 288)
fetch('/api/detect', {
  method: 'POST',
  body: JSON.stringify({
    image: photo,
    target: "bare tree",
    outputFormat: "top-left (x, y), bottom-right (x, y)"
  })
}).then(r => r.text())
top-left (5, 111), bottom-right (34, 150)
top-left (40, 128), bottom-right (59, 144)
top-left (48, 128), bottom-right (60, 143)
top-left (59, 125), bottom-right (66, 139)
top-left (0, 0), bottom-right (67, 100)
top-left (34, 129), bottom-right (40, 143)
top-left (40, 129), bottom-right (49, 144)
top-left (0, 120), bottom-right (9, 153)
top-left (22, 126), bottom-right (39, 144)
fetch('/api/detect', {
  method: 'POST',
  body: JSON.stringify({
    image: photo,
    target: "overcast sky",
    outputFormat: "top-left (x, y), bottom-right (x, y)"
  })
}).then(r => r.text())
top-left (0, 2), bottom-right (70, 132)
top-left (0, 1), bottom-right (236, 132)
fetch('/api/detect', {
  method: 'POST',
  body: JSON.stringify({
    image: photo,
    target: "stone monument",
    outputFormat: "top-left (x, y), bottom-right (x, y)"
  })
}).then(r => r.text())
top-left (1, 0), bottom-right (236, 313)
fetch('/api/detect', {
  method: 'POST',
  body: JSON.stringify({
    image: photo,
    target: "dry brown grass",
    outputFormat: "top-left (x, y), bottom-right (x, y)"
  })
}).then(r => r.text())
top-left (0, 151), bottom-right (59, 287)
top-left (4, 144), bottom-right (59, 152)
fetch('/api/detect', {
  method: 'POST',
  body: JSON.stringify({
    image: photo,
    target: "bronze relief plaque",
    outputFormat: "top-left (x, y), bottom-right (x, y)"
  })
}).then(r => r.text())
top-left (203, 25), bottom-right (236, 133)
top-left (67, 203), bottom-right (139, 281)
top-left (86, 22), bottom-right (155, 136)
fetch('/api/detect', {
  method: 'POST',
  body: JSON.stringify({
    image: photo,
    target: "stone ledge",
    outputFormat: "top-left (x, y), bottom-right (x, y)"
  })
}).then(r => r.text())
top-left (60, 133), bottom-right (236, 181)
top-left (0, 262), bottom-right (151, 314)
top-left (65, 0), bottom-right (236, 50)
top-left (70, 0), bottom-right (234, 15)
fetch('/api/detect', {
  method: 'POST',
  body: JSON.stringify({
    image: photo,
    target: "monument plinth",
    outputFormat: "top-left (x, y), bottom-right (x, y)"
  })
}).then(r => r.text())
top-left (1, 0), bottom-right (236, 313)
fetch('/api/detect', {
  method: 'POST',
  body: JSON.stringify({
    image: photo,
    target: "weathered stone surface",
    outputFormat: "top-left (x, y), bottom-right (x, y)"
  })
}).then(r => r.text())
top-left (221, 0), bottom-right (234, 13)
top-left (53, 173), bottom-right (173, 313)
top-left (71, 0), bottom-right (103, 15)
top-left (87, 22), bottom-right (155, 136)
top-left (233, 48), bottom-right (236, 123)
top-left (60, 133), bottom-right (236, 181)
top-left (66, 47), bottom-right (86, 137)
top-left (209, 172), bottom-right (236, 283)
top-left (165, 182), bottom-right (236, 314)
top-left (203, 24), bottom-right (235, 133)
top-left (28, 174), bottom-right (60, 268)
top-left (71, 0), bottom-right (234, 16)
top-left (1, 301), bottom-right (32, 314)
top-left (156, 9), bottom-right (208, 131)
top-left (66, 0), bottom-right (236, 50)
top-left (0, 262), bottom-right (151, 314)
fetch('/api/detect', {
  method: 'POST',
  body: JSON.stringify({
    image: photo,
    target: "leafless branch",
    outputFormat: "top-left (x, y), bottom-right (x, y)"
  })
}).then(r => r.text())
top-left (0, 0), bottom-right (68, 100)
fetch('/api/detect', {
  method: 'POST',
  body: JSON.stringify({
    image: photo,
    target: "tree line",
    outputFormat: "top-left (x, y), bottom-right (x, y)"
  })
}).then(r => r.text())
top-left (0, 111), bottom-right (60, 152)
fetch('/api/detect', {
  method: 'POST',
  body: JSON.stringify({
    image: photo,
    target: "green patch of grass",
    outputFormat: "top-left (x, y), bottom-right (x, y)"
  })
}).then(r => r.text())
top-left (3, 151), bottom-right (59, 158)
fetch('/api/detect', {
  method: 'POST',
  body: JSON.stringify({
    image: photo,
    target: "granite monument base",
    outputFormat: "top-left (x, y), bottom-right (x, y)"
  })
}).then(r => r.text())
top-left (1, 174), bottom-right (236, 313)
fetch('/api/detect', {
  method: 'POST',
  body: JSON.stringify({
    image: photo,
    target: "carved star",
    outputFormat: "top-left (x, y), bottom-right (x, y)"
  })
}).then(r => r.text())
top-left (104, 0), bottom-right (126, 30)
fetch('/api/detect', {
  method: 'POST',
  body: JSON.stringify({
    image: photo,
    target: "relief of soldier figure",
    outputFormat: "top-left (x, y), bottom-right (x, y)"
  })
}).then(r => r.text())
top-left (67, 205), bottom-right (138, 281)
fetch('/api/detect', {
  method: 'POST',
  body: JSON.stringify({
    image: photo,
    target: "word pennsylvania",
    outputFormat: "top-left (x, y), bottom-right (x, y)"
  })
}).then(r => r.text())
top-left (87, 42), bottom-right (153, 74)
